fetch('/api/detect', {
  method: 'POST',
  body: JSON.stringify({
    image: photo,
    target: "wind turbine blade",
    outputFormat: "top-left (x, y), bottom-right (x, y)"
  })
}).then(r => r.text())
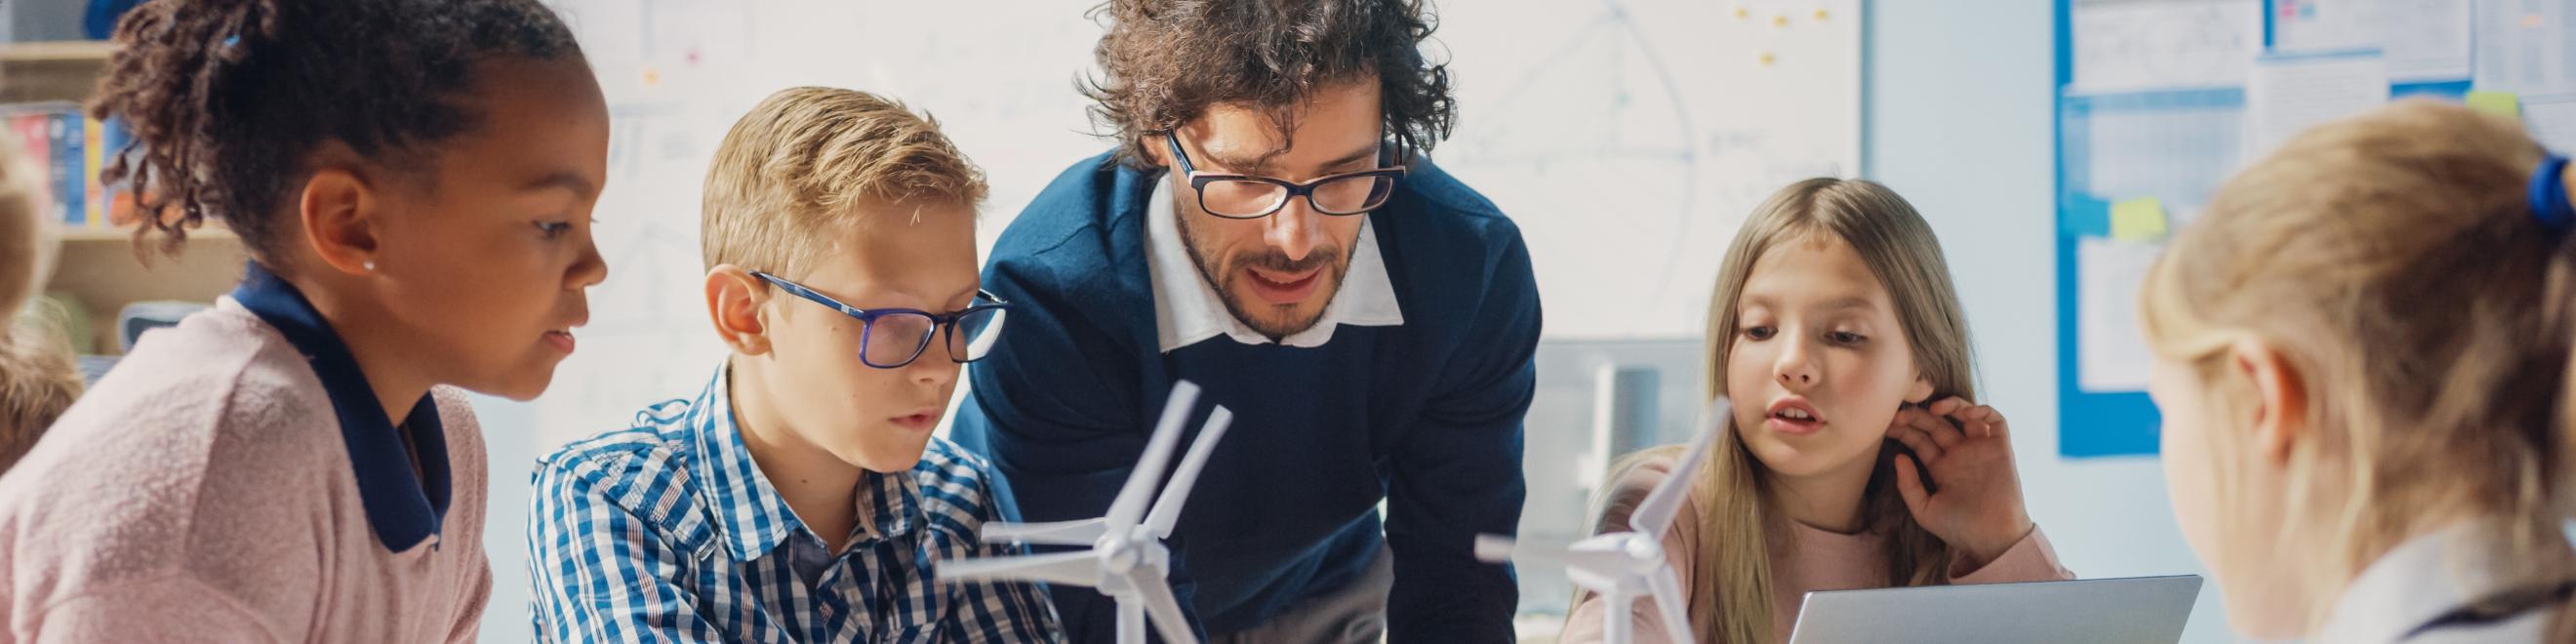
top-left (1129, 570), bottom-right (1200, 644)
top-left (1107, 382), bottom-right (1201, 534)
top-left (937, 550), bottom-right (1104, 588)
top-left (1648, 563), bottom-right (1695, 644)
top-left (979, 518), bottom-right (1107, 546)
top-left (1631, 397), bottom-right (1731, 537)
top-left (1147, 406), bottom-right (1234, 539)
top-left (1603, 588), bottom-right (1635, 644)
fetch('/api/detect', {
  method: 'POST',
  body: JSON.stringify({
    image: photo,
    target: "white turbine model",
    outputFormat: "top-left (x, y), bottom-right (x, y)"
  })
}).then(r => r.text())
top-left (938, 381), bottom-right (1234, 644)
top-left (1475, 397), bottom-right (1731, 644)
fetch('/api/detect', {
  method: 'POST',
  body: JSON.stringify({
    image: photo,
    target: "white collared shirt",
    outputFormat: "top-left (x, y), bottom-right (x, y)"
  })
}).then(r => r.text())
top-left (1143, 175), bottom-right (1404, 353)
top-left (2312, 520), bottom-right (2576, 644)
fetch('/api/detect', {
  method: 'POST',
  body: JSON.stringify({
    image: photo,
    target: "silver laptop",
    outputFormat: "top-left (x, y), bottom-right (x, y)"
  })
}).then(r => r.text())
top-left (1787, 575), bottom-right (2203, 644)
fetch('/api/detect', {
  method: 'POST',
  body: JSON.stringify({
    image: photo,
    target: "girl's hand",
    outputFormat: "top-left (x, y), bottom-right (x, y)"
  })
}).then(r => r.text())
top-left (1885, 397), bottom-right (2034, 570)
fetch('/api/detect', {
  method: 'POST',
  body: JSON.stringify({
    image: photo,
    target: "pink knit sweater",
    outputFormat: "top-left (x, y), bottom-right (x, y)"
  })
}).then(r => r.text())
top-left (1560, 454), bottom-right (2074, 644)
top-left (0, 300), bottom-right (490, 643)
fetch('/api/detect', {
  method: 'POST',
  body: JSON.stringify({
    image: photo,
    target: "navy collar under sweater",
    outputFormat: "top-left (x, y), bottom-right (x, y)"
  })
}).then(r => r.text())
top-left (230, 262), bottom-right (451, 551)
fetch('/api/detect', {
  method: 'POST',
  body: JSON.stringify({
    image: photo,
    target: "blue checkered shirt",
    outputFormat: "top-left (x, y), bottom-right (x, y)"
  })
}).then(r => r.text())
top-left (528, 367), bottom-right (1064, 643)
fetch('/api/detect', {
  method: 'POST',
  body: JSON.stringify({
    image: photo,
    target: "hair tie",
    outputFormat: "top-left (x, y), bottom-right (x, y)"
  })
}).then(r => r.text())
top-left (2534, 153), bottom-right (2573, 234)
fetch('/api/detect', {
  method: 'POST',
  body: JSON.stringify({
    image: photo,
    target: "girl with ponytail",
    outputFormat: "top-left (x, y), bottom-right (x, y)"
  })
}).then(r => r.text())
top-left (0, 1), bottom-right (609, 640)
top-left (2145, 99), bottom-right (2576, 642)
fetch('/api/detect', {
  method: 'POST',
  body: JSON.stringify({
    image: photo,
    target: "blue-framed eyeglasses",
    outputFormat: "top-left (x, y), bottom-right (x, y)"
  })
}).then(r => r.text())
top-left (1162, 131), bottom-right (1406, 220)
top-left (751, 271), bottom-right (1010, 369)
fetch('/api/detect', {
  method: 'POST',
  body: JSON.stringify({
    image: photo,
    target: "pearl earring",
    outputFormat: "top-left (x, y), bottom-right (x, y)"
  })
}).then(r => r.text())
top-left (363, 260), bottom-right (377, 272)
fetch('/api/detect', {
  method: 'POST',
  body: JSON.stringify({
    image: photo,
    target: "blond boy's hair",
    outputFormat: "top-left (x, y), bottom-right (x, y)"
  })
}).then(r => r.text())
top-left (701, 87), bottom-right (986, 274)
top-left (2140, 99), bottom-right (2576, 636)
top-left (0, 323), bottom-right (81, 472)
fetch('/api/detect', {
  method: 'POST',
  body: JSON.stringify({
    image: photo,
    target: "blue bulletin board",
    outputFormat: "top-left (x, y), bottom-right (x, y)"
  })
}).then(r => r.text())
top-left (2049, 0), bottom-right (2574, 458)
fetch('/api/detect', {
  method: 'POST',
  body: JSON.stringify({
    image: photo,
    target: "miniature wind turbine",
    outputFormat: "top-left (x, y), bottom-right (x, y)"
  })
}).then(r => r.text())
top-left (938, 381), bottom-right (1234, 644)
top-left (1475, 397), bottom-right (1732, 644)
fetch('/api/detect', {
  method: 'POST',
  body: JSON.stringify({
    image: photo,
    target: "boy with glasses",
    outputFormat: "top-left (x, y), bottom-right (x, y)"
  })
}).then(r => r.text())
top-left (528, 87), bottom-right (1061, 643)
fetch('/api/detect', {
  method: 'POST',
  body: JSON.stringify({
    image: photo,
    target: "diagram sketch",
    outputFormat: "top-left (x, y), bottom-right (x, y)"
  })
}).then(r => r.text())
top-left (1437, 0), bottom-right (1862, 339)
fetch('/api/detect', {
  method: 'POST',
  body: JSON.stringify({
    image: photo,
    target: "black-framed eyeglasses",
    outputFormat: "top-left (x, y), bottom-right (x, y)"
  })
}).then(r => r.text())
top-left (751, 271), bottom-right (1010, 369)
top-left (1162, 131), bottom-right (1407, 220)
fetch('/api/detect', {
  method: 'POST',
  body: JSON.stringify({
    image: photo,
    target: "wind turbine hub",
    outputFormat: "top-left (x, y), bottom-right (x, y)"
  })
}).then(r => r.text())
top-left (1099, 540), bottom-right (1141, 575)
top-left (1624, 536), bottom-right (1663, 570)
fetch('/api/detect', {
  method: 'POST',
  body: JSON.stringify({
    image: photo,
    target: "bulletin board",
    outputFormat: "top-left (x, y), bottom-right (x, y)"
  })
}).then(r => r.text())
top-left (2052, 0), bottom-right (2576, 457)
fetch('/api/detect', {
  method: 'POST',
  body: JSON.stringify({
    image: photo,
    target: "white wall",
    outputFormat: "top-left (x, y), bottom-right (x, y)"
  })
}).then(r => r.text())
top-left (1864, 1), bottom-right (2239, 642)
top-left (475, 394), bottom-right (539, 643)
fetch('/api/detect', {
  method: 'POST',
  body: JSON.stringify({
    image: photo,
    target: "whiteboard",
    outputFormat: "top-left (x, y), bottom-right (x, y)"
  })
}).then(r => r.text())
top-left (1437, 0), bottom-right (1863, 339)
top-left (528, 0), bottom-right (1863, 448)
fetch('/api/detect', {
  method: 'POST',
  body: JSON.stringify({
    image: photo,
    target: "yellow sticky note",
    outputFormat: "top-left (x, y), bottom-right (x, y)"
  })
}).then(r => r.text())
top-left (2111, 198), bottom-right (2168, 241)
top-left (2466, 91), bottom-right (2521, 120)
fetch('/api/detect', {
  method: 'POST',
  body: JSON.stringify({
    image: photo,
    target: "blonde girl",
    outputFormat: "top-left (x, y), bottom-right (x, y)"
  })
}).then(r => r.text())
top-left (2143, 99), bottom-right (2576, 642)
top-left (1564, 179), bottom-right (2072, 644)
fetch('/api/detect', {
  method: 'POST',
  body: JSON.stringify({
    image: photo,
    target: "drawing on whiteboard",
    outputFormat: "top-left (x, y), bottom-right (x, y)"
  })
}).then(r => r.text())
top-left (1437, 0), bottom-right (1860, 339)
top-left (1440, 5), bottom-right (1702, 334)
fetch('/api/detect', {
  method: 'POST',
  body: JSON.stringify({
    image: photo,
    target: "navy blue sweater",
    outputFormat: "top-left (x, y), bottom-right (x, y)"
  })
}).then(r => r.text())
top-left (953, 151), bottom-right (1539, 641)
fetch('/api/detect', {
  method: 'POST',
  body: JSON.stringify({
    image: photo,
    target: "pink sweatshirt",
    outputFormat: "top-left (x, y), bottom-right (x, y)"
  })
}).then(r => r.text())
top-left (0, 299), bottom-right (490, 643)
top-left (1561, 454), bottom-right (2073, 644)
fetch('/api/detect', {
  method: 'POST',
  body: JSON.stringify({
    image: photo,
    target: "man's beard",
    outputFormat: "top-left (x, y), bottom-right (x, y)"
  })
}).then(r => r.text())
top-left (1177, 209), bottom-right (1354, 341)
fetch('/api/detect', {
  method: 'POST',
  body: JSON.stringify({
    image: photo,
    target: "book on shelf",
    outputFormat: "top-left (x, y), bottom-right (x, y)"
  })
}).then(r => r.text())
top-left (3, 101), bottom-right (141, 232)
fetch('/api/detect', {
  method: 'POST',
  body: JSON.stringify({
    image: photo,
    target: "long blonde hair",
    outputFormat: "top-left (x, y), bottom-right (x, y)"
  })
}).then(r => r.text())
top-left (2138, 99), bottom-right (2576, 637)
top-left (1595, 178), bottom-right (1977, 643)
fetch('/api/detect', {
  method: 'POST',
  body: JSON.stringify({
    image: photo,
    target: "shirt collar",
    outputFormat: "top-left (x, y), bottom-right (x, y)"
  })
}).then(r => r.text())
top-left (2314, 519), bottom-right (2576, 644)
top-left (228, 262), bottom-right (451, 552)
top-left (687, 364), bottom-right (925, 561)
top-left (1143, 173), bottom-right (1404, 353)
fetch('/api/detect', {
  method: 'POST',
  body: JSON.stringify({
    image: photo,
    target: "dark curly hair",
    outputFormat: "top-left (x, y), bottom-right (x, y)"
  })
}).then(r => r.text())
top-left (88, 0), bottom-right (582, 261)
top-left (1083, 0), bottom-right (1456, 169)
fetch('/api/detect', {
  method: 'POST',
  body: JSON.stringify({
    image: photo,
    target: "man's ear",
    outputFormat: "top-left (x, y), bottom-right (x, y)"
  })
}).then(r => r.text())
top-left (299, 144), bottom-right (382, 276)
top-left (1145, 132), bottom-right (1174, 169)
top-left (704, 265), bottom-right (773, 355)
top-left (2229, 338), bottom-right (2310, 466)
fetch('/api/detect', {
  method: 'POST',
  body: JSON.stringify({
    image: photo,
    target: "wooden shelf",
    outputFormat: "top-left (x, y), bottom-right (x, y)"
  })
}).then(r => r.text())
top-left (7, 41), bottom-right (207, 356)
top-left (6, 41), bottom-right (239, 355)
top-left (57, 224), bottom-right (234, 243)
top-left (0, 41), bottom-right (116, 104)
top-left (43, 222), bottom-right (244, 354)
top-left (1, 41), bottom-right (116, 63)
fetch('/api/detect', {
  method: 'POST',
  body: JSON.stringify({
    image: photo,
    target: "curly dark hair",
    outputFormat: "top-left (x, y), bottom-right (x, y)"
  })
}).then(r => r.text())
top-left (1084, 0), bottom-right (1456, 169)
top-left (88, 0), bottom-right (582, 261)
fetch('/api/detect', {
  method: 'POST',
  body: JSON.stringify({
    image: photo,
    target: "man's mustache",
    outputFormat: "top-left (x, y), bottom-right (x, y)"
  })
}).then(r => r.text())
top-left (1233, 246), bottom-right (1343, 276)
